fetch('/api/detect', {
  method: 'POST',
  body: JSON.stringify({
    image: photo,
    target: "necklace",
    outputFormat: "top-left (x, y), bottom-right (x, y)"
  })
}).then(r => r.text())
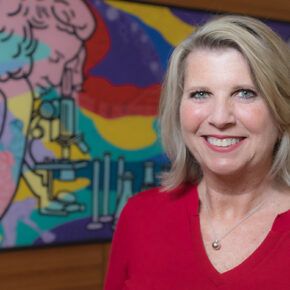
top-left (203, 191), bottom-right (273, 251)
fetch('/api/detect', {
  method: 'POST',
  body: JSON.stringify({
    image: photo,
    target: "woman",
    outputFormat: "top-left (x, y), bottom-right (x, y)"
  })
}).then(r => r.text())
top-left (105, 15), bottom-right (290, 289)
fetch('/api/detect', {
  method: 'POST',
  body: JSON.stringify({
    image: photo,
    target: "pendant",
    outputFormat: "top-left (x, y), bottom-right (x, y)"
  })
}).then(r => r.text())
top-left (212, 240), bottom-right (221, 250)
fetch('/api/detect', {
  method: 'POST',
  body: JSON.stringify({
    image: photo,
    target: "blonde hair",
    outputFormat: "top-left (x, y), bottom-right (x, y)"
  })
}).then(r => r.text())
top-left (159, 15), bottom-right (290, 190)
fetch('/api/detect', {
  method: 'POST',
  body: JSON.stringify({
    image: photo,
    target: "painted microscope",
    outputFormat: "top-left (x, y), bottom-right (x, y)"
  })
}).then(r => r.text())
top-left (23, 69), bottom-right (89, 216)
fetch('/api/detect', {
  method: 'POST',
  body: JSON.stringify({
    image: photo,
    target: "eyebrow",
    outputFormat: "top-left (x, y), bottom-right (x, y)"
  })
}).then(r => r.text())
top-left (231, 84), bottom-right (257, 91)
top-left (183, 86), bottom-right (211, 93)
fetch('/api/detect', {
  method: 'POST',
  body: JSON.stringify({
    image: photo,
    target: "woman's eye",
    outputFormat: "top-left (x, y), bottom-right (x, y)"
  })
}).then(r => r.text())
top-left (190, 91), bottom-right (209, 99)
top-left (236, 89), bottom-right (257, 99)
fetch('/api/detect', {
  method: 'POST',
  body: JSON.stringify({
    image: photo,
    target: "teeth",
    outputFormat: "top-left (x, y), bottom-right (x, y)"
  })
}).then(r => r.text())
top-left (207, 137), bottom-right (241, 147)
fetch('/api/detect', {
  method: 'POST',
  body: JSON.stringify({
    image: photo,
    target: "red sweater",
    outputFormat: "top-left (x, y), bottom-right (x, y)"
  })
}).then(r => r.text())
top-left (105, 184), bottom-right (290, 290)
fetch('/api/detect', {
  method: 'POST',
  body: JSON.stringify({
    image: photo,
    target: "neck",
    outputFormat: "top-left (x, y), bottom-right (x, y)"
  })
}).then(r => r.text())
top-left (198, 171), bottom-right (276, 221)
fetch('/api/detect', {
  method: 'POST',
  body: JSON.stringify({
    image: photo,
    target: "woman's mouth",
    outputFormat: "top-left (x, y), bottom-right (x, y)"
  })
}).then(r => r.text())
top-left (206, 137), bottom-right (244, 147)
top-left (203, 136), bottom-right (246, 152)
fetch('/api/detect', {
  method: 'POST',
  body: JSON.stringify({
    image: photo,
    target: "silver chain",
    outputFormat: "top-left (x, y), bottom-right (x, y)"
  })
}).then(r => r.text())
top-left (203, 190), bottom-right (273, 250)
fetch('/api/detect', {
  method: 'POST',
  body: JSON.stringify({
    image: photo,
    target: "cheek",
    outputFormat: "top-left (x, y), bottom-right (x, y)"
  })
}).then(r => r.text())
top-left (179, 101), bottom-right (207, 134)
top-left (237, 104), bottom-right (277, 134)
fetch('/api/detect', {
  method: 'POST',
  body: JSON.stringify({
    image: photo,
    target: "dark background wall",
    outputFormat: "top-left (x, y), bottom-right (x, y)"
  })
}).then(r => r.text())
top-left (140, 0), bottom-right (290, 22)
top-left (0, 0), bottom-right (288, 289)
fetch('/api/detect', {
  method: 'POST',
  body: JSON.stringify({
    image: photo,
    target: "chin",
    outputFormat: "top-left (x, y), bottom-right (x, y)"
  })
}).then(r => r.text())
top-left (202, 161), bottom-right (244, 177)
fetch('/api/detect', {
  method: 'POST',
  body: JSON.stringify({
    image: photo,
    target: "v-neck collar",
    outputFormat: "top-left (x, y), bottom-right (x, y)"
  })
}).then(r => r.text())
top-left (186, 185), bottom-right (290, 287)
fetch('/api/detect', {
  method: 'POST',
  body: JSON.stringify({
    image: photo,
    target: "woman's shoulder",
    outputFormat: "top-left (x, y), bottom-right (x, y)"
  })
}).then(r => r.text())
top-left (114, 183), bottom-right (199, 243)
top-left (123, 183), bottom-right (198, 217)
top-left (272, 185), bottom-right (290, 233)
top-left (131, 182), bottom-right (196, 202)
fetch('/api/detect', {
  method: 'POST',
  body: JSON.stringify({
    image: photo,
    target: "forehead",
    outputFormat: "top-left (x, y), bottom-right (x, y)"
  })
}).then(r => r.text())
top-left (185, 47), bottom-right (246, 67)
top-left (183, 48), bottom-right (255, 88)
top-left (185, 48), bottom-right (250, 74)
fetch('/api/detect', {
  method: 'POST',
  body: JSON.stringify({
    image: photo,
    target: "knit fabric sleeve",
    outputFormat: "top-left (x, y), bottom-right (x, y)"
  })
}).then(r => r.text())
top-left (104, 200), bottom-right (133, 290)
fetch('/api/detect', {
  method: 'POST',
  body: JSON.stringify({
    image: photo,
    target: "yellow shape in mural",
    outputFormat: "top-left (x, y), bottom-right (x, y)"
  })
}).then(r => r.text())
top-left (106, 0), bottom-right (195, 46)
top-left (15, 176), bottom-right (89, 206)
top-left (53, 178), bottom-right (90, 194)
top-left (15, 178), bottom-right (34, 201)
top-left (83, 109), bottom-right (157, 150)
top-left (8, 92), bottom-right (33, 133)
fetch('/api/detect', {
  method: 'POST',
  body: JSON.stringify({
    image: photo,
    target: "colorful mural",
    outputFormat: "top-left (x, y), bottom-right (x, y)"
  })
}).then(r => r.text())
top-left (0, 0), bottom-right (289, 249)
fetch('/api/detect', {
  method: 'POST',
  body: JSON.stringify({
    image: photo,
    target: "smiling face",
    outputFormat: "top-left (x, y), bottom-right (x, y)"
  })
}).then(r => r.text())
top-left (179, 48), bottom-right (279, 178)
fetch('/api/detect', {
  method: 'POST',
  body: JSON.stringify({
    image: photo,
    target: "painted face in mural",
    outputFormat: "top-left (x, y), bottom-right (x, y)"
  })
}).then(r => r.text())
top-left (27, 0), bottom-right (96, 97)
top-left (30, 28), bottom-right (83, 96)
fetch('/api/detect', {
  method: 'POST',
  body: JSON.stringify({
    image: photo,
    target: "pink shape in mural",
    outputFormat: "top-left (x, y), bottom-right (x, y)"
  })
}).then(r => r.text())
top-left (0, 151), bottom-right (15, 216)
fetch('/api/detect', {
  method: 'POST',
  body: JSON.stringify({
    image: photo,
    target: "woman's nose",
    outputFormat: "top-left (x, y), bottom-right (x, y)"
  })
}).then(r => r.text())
top-left (208, 98), bottom-right (236, 129)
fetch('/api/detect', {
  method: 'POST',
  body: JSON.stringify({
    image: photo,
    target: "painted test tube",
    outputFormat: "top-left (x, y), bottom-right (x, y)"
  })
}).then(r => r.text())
top-left (60, 98), bottom-right (75, 136)
top-left (100, 152), bottom-right (113, 222)
top-left (113, 171), bottom-right (134, 229)
top-left (116, 156), bottom-right (125, 200)
top-left (60, 68), bottom-right (75, 136)
top-left (141, 161), bottom-right (155, 191)
top-left (87, 159), bottom-right (103, 230)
